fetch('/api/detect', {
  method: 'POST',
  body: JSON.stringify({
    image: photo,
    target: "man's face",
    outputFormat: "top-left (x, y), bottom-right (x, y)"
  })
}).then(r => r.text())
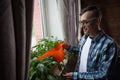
top-left (79, 11), bottom-right (99, 35)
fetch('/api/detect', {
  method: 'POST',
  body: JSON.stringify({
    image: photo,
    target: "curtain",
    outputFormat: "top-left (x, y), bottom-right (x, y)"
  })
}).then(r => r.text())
top-left (62, 0), bottom-right (81, 73)
top-left (0, 0), bottom-right (34, 80)
top-left (63, 0), bottom-right (80, 45)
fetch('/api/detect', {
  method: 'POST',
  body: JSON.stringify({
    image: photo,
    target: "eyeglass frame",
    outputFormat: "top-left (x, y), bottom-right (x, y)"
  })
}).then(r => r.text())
top-left (79, 17), bottom-right (97, 26)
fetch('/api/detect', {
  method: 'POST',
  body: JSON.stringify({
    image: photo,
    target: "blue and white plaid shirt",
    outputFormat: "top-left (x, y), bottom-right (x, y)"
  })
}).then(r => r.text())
top-left (68, 31), bottom-right (117, 80)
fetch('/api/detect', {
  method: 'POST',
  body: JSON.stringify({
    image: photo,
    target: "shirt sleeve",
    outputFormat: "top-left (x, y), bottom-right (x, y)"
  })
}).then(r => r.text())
top-left (67, 45), bottom-right (79, 53)
top-left (72, 42), bottom-right (117, 80)
top-left (67, 39), bottom-right (82, 54)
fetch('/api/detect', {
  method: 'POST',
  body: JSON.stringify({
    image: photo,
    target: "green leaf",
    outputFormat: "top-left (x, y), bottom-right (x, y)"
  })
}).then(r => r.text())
top-left (29, 36), bottom-right (71, 80)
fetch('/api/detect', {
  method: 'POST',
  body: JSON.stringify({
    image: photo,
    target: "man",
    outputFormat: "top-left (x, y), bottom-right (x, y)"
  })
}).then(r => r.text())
top-left (63, 5), bottom-right (118, 80)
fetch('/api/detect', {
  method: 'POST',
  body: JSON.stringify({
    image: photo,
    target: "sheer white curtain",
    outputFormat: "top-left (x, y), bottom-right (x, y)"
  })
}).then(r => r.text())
top-left (40, 0), bottom-right (65, 40)
top-left (40, 0), bottom-right (81, 44)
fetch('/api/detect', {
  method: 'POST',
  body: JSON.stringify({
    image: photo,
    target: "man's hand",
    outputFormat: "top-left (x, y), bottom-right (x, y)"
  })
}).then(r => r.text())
top-left (62, 72), bottom-right (73, 79)
top-left (63, 38), bottom-right (70, 50)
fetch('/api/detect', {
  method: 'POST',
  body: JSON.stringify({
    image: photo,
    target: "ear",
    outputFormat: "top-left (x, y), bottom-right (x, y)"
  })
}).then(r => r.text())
top-left (98, 16), bottom-right (102, 30)
top-left (96, 17), bottom-right (101, 25)
top-left (99, 15), bottom-right (102, 23)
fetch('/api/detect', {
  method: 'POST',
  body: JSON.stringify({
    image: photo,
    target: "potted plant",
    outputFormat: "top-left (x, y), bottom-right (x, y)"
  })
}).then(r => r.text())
top-left (29, 36), bottom-right (69, 80)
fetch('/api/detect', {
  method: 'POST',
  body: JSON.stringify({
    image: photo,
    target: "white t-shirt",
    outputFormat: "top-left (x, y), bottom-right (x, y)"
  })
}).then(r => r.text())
top-left (79, 36), bottom-right (92, 72)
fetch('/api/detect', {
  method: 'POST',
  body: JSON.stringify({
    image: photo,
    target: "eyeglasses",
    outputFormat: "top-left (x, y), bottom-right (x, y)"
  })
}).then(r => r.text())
top-left (79, 17), bottom-right (97, 26)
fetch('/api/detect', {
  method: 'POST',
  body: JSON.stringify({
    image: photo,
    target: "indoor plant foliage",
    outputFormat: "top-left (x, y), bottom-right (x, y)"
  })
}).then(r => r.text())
top-left (29, 36), bottom-right (67, 80)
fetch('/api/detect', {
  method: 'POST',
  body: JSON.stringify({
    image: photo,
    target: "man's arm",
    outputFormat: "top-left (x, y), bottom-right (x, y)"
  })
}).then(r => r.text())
top-left (67, 45), bottom-right (80, 53)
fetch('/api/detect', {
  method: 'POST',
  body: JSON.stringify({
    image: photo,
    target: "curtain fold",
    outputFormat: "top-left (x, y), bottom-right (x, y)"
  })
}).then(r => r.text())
top-left (0, 0), bottom-right (34, 80)
top-left (63, 0), bottom-right (80, 45)
top-left (0, 0), bottom-right (16, 80)
top-left (25, 0), bottom-right (34, 79)
top-left (62, 0), bottom-right (81, 74)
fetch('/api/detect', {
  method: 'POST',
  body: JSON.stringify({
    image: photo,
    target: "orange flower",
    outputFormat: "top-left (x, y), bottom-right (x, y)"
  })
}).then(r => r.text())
top-left (37, 42), bottom-right (65, 63)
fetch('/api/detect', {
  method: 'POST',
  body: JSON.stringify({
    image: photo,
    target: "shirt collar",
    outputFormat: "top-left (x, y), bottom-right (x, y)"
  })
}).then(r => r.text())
top-left (89, 30), bottom-right (104, 42)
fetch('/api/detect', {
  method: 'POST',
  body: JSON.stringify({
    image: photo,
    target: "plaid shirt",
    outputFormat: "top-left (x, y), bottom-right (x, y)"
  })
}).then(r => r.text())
top-left (68, 31), bottom-right (117, 80)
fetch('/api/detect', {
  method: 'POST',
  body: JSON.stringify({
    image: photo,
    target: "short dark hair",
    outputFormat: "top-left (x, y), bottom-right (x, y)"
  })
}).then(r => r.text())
top-left (80, 5), bottom-right (102, 18)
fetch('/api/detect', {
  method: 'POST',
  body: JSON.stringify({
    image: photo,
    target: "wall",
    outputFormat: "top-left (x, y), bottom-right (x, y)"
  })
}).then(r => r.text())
top-left (32, 0), bottom-right (43, 46)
